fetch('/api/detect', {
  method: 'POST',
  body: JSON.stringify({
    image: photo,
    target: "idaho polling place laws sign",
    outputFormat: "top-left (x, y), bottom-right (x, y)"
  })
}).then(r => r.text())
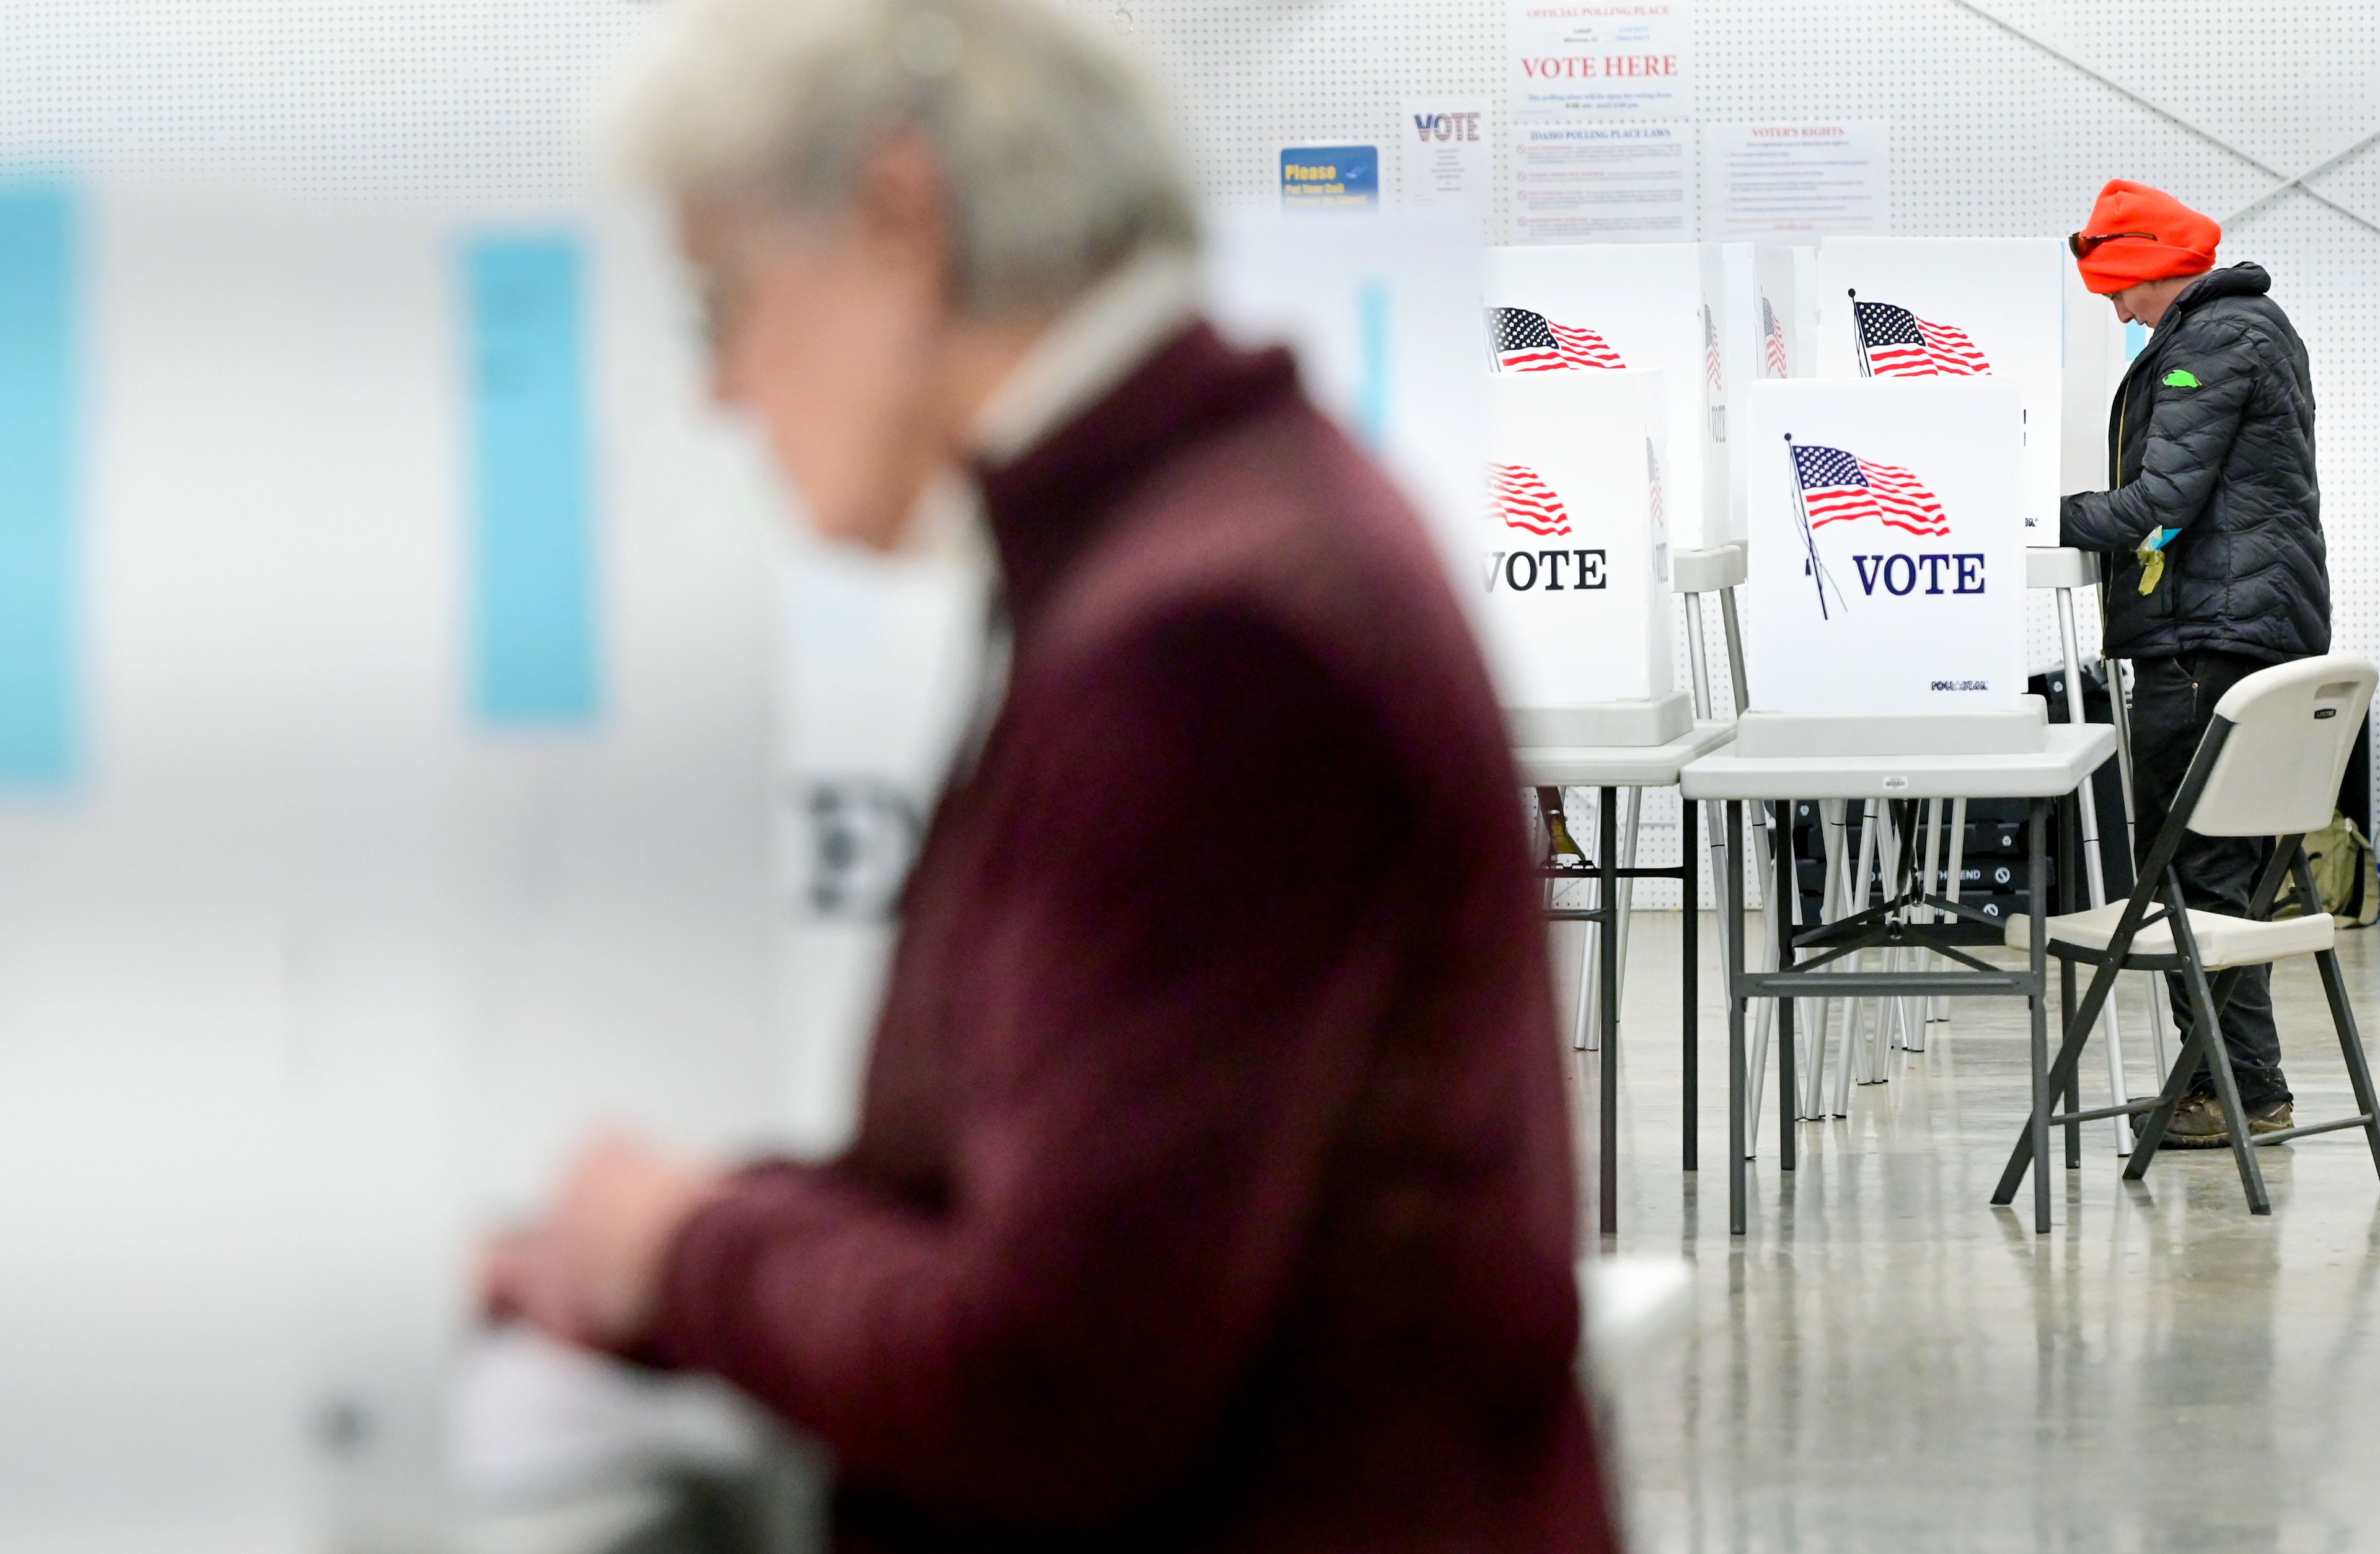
top-left (1479, 370), bottom-right (1673, 711)
top-left (1279, 146), bottom-right (1380, 211)
top-left (1742, 379), bottom-right (2023, 717)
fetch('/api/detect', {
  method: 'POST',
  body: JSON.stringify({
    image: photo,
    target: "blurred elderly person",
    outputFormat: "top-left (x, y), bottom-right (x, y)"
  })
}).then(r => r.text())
top-left (483, 1), bottom-right (1611, 1547)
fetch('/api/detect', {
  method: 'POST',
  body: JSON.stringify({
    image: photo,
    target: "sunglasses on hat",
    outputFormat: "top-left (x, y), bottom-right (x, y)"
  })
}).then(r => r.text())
top-left (2068, 230), bottom-right (2159, 258)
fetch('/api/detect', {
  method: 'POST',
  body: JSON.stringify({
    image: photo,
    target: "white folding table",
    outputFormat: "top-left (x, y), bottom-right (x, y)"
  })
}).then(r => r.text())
top-left (1680, 725), bottom-right (2120, 1235)
top-left (1516, 718), bottom-right (1735, 1237)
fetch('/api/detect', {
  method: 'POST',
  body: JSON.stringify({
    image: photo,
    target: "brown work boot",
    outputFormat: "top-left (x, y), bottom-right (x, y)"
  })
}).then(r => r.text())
top-left (2157, 1094), bottom-right (2231, 1149)
top-left (2247, 1099), bottom-right (2294, 1138)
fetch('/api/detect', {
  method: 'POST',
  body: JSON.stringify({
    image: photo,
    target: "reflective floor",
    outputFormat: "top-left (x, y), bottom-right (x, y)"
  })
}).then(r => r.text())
top-left (1571, 916), bottom-right (2380, 1554)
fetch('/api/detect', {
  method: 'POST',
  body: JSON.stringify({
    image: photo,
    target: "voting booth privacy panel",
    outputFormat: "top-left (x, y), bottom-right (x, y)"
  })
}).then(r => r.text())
top-left (1204, 210), bottom-right (1489, 595)
top-left (1484, 244), bottom-right (1729, 551)
top-left (1480, 371), bottom-right (1673, 715)
top-left (1812, 237), bottom-right (2112, 537)
top-left (1743, 379), bottom-right (2026, 717)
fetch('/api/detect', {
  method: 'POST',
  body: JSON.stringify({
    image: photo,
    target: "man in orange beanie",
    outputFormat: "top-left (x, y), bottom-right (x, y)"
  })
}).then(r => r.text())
top-left (2062, 179), bottom-right (2328, 1149)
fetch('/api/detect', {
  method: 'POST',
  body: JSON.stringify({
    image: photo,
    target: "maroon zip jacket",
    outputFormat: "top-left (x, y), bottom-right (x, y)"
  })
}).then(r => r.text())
top-left (637, 323), bottom-right (1613, 1552)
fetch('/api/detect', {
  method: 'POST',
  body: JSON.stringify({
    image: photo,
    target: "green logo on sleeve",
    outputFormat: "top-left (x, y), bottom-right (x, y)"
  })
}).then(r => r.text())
top-left (2162, 368), bottom-right (2202, 389)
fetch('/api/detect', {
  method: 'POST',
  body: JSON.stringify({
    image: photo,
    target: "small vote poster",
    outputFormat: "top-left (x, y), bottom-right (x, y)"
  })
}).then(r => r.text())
top-left (1509, 1), bottom-right (1696, 120)
top-left (1279, 145), bottom-right (1380, 211)
top-left (1398, 99), bottom-right (1492, 228)
top-left (1742, 379), bottom-right (2024, 717)
top-left (1479, 371), bottom-right (1673, 712)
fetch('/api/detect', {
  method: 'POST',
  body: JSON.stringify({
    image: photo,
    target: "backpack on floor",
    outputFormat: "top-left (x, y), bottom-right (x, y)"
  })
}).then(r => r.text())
top-left (2275, 813), bottom-right (2380, 927)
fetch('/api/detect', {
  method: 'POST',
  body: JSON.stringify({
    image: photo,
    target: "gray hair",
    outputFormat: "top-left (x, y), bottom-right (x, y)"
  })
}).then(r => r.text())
top-left (628, 0), bottom-right (1200, 316)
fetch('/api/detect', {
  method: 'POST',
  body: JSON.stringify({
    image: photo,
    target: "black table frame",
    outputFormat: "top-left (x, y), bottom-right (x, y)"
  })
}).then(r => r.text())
top-left (1718, 791), bottom-right (2083, 1236)
top-left (1536, 785), bottom-right (1700, 1237)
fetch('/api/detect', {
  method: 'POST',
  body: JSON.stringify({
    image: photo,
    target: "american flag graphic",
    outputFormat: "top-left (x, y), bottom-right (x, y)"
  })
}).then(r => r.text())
top-left (1486, 306), bottom-right (1626, 372)
top-left (1761, 296), bottom-right (1789, 377)
top-left (1791, 443), bottom-right (1950, 537)
top-left (1702, 305), bottom-right (1724, 392)
top-left (1489, 462), bottom-right (1572, 536)
top-left (1853, 298), bottom-right (1991, 377)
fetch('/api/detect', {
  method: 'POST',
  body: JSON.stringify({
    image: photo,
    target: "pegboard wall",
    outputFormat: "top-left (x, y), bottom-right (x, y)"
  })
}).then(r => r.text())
top-left (0, 1), bottom-right (651, 208)
top-left (4, 0), bottom-right (2377, 902)
top-left (1069, 0), bottom-right (2380, 908)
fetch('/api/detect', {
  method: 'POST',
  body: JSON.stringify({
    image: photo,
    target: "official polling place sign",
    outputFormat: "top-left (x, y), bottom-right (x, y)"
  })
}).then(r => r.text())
top-left (1814, 238), bottom-right (2066, 536)
top-left (1479, 371), bottom-right (1672, 710)
top-left (1742, 379), bottom-right (2022, 717)
top-left (1483, 243), bottom-right (1723, 549)
top-left (1279, 146), bottom-right (1380, 211)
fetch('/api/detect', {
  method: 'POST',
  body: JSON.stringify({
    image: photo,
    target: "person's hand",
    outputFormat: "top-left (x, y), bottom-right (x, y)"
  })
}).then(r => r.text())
top-left (482, 1131), bottom-right (724, 1350)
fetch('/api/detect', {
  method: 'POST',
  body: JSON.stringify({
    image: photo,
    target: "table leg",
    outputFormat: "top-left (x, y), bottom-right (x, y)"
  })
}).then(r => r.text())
top-left (1728, 800), bottom-right (1747, 1236)
top-left (1600, 785), bottom-right (1620, 1238)
top-left (2029, 797), bottom-right (2052, 1234)
top-left (2059, 793), bottom-right (2082, 1171)
top-left (1683, 792), bottom-right (1699, 1173)
top-left (1774, 799), bottom-right (1797, 1173)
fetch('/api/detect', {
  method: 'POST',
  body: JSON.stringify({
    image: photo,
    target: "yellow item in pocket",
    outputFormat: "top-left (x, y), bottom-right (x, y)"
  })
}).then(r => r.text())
top-left (2135, 526), bottom-right (2180, 595)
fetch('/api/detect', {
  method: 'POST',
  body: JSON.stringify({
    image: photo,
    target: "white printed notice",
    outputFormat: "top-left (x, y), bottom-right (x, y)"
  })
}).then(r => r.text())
top-left (1508, 1), bottom-right (1695, 120)
top-left (1398, 99), bottom-right (1493, 228)
top-left (1509, 120), bottom-right (1696, 244)
top-left (1701, 121), bottom-right (1890, 241)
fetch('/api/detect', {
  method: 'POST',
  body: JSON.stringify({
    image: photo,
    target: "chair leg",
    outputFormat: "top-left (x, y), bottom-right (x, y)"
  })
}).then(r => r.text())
top-left (2062, 949), bottom-right (2081, 1170)
top-left (1833, 805), bottom-right (1880, 1116)
top-left (2123, 1013), bottom-right (2216, 1178)
top-left (1994, 950), bottom-right (2125, 1206)
top-left (2311, 946), bottom-right (2380, 1180)
top-left (1727, 802), bottom-right (1747, 1236)
top-left (2180, 947), bottom-right (2270, 1214)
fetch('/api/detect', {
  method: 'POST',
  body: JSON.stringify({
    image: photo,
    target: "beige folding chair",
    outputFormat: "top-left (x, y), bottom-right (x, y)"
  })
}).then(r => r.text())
top-left (1992, 655), bottom-right (2380, 1216)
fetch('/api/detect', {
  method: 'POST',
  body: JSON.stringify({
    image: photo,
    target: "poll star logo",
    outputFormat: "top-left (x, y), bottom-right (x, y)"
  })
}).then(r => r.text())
top-left (1484, 461), bottom-right (1605, 594)
top-left (1782, 435), bottom-right (1983, 622)
top-left (1486, 306), bottom-right (1626, 372)
top-left (1849, 293), bottom-right (1992, 377)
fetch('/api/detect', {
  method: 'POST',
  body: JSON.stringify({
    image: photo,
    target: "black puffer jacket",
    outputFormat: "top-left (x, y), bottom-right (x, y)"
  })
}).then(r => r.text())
top-left (2060, 262), bottom-right (2327, 662)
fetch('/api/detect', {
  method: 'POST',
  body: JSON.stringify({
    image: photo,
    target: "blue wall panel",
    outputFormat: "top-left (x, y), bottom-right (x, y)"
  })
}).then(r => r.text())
top-left (464, 233), bottom-right (599, 726)
top-left (0, 180), bottom-right (79, 790)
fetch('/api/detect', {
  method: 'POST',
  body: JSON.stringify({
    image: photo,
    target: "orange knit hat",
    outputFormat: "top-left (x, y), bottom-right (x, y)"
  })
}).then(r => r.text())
top-left (2071, 180), bottom-right (2220, 294)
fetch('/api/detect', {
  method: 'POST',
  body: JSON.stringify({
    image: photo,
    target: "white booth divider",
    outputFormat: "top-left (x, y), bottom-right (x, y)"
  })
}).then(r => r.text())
top-left (1483, 243), bottom-right (1727, 551)
top-left (1814, 238), bottom-right (2076, 540)
top-left (1204, 210), bottom-right (1488, 608)
top-left (1742, 379), bottom-right (2025, 720)
top-left (1708, 241), bottom-right (1809, 542)
top-left (1482, 371), bottom-right (1676, 727)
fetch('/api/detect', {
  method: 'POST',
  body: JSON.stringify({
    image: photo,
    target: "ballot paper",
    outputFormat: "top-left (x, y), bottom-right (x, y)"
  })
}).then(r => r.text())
top-left (449, 1325), bottom-right (765, 1510)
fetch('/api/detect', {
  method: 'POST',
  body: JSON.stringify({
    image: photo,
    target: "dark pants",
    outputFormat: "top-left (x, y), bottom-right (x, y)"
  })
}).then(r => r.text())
top-left (2130, 650), bottom-right (2293, 1106)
